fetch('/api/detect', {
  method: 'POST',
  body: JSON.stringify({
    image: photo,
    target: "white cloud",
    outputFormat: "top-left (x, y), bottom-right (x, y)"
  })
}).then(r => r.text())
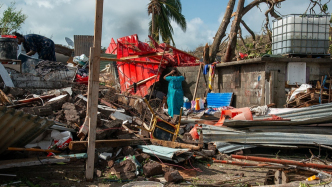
top-left (172, 17), bottom-right (215, 51)
top-left (0, 0), bottom-right (329, 51)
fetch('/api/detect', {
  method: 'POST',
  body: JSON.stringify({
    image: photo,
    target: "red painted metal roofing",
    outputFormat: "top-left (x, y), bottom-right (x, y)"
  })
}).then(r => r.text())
top-left (106, 34), bottom-right (199, 97)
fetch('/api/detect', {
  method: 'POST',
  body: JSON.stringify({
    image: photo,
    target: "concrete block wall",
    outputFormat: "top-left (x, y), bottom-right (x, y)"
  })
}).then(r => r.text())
top-left (214, 64), bottom-right (266, 108)
top-left (164, 66), bottom-right (208, 100)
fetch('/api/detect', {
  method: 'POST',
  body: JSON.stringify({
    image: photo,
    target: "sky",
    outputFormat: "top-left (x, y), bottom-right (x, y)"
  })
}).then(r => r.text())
top-left (0, 0), bottom-right (331, 51)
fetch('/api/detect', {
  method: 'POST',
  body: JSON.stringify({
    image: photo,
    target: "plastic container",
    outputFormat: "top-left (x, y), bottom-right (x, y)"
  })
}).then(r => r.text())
top-left (272, 14), bottom-right (330, 55)
top-left (183, 102), bottom-right (191, 109)
top-left (0, 38), bottom-right (18, 59)
top-left (195, 98), bottom-right (200, 110)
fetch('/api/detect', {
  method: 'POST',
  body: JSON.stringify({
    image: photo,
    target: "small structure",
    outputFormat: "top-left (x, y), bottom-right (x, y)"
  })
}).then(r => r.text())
top-left (212, 57), bottom-right (332, 108)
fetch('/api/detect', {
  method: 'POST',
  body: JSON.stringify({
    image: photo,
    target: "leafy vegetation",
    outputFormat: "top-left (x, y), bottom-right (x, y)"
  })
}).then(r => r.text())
top-left (0, 1), bottom-right (27, 35)
top-left (147, 0), bottom-right (186, 46)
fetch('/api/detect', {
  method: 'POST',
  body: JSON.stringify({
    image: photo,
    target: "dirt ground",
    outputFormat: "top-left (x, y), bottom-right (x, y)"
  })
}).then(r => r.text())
top-left (0, 158), bottom-right (270, 187)
top-left (0, 150), bottom-right (329, 187)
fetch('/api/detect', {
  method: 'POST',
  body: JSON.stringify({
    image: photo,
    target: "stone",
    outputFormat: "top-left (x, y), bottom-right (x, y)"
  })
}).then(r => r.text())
top-left (111, 160), bottom-right (136, 173)
top-left (108, 160), bottom-right (114, 168)
top-left (143, 161), bottom-right (163, 177)
top-left (164, 170), bottom-right (183, 183)
top-left (135, 154), bottom-right (144, 164)
top-left (141, 153), bottom-right (150, 160)
top-left (122, 146), bottom-right (134, 156)
top-left (95, 169), bottom-right (103, 177)
top-left (62, 102), bottom-right (80, 125)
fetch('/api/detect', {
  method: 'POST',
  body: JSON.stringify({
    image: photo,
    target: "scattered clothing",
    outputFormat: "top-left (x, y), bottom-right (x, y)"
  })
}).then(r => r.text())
top-left (208, 64), bottom-right (215, 90)
top-left (165, 76), bottom-right (185, 117)
top-left (23, 34), bottom-right (56, 61)
top-left (203, 65), bottom-right (209, 75)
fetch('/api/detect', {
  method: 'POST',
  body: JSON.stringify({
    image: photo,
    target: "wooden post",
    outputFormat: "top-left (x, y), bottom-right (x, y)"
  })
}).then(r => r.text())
top-left (192, 63), bottom-right (203, 101)
top-left (86, 0), bottom-right (103, 181)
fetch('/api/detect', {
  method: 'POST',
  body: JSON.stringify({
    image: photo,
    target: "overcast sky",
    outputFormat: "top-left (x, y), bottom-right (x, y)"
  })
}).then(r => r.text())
top-left (0, 0), bottom-right (330, 51)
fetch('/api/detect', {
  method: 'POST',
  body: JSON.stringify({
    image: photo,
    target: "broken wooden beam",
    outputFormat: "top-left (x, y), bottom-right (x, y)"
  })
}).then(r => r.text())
top-left (120, 52), bottom-right (167, 60)
top-left (69, 138), bottom-right (151, 151)
top-left (150, 139), bottom-right (201, 151)
top-left (15, 94), bottom-right (56, 104)
top-left (0, 89), bottom-right (13, 105)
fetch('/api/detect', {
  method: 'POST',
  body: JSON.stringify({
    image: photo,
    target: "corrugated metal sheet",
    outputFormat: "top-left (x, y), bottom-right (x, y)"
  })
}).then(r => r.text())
top-left (215, 142), bottom-right (255, 153)
top-left (207, 93), bottom-right (233, 108)
top-left (223, 102), bottom-right (332, 127)
top-left (137, 145), bottom-right (193, 163)
top-left (74, 35), bottom-right (94, 56)
top-left (0, 106), bottom-right (54, 155)
top-left (202, 125), bottom-right (332, 146)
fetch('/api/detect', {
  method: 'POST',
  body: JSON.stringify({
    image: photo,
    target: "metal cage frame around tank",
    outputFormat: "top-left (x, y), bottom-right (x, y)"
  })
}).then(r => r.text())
top-left (272, 14), bottom-right (330, 55)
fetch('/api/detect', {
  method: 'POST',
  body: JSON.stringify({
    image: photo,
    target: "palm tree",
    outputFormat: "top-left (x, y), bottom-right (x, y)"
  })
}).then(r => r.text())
top-left (147, 0), bottom-right (186, 46)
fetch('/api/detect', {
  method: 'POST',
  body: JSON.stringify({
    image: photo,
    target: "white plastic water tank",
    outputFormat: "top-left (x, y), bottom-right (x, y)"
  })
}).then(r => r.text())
top-left (272, 14), bottom-right (330, 55)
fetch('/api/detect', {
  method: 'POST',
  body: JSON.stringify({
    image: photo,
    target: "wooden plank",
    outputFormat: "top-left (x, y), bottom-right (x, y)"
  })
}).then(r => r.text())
top-left (86, 0), bottom-right (103, 181)
top-left (0, 64), bottom-right (14, 87)
top-left (150, 139), bottom-right (201, 151)
top-left (120, 52), bottom-right (166, 60)
top-left (0, 89), bottom-right (13, 105)
top-left (192, 63), bottom-right (202, 101)
top-left (69, 139), bottom-right (151, 151)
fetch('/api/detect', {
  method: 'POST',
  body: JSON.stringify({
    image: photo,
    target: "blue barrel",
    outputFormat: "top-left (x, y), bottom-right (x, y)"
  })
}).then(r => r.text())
top-left (183, 102), bottom-right (191, 109)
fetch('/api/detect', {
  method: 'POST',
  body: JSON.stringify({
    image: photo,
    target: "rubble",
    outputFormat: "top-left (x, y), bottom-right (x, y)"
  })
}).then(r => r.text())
top-left (143, 161), bottom-right (163, 177)
top-left (164, 170), bottom-right (183, 183)
top-left (1, 32), bottom-right (332, 187)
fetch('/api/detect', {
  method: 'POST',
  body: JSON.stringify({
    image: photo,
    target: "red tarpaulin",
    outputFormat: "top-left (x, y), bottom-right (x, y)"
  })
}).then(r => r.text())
top-left (106, 34), bottom-right (199, 97)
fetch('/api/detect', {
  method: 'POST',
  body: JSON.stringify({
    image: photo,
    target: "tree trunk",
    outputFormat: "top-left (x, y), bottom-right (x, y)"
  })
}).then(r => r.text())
top-left (209, 0), bottom-right (236, 64)
top-left (224, 0), bottom-right (245, 62)
top-left (203, 43), bottom-right (210, 64)
top-left (152, 8), bottom-right (156, 40)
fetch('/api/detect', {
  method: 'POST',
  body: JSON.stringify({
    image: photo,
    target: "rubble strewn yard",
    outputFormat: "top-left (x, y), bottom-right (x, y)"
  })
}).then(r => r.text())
top-left (1, 0), bottom-right (332, 187)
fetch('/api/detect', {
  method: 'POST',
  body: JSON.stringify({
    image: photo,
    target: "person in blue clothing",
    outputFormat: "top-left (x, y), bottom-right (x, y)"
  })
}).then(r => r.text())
top-left (164, 68), bottom-right (185, 117)
top-left (14, 32), bottom-right (56, 61)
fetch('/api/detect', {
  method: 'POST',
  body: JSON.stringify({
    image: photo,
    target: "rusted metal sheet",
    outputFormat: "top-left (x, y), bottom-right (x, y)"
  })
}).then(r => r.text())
top-left (0, 106), bottom-right (54, 155)
top-left (74, 35), bottom-right (94, 56)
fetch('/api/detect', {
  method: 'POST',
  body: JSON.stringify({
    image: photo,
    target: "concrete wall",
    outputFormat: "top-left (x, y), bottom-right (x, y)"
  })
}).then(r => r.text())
top-left (160, 58), bottom-right (332, 108)
top-left (163, 66), bottom-right (208, 100)
top-left (214, 63), bottom-right (266, 108)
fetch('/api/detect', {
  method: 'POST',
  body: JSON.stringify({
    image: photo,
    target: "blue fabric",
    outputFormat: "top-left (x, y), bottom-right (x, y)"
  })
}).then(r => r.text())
top-left (203, 64), bottom-right (209, 75)
top-left (23, 34), bottom-right (56, 61)
top-left (165, 76), bottom-right (184, 117)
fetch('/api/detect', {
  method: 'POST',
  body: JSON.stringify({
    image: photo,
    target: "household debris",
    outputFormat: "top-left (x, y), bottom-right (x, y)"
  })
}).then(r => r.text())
top-left (1, 32), bottom-right (332, 187)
